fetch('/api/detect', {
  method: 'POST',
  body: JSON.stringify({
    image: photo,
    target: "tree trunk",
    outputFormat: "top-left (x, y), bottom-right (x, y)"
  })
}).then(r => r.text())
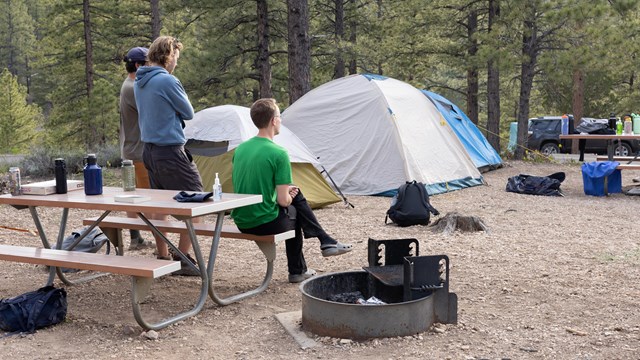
top-left (83, 0), bottom-right (93, 98)
top-left (347, 0), bottom-right (357, 74)
top-left (287, 0), bottom-right (311, 104)
top-left (571, 67), bottom-right (584, 153)
top-left (333, 0), bottom-right (345, 79)
top-left (466, 9), bottom-right (479, 124)
top-left (150, 0), bottom-right (161, 41)
top-left (486, 0), bottom-right (501, 153)
top-left (82, 0), bottom-right (96, 147)
top-left (7, 0), bottom-right (15, 76)
top-left (256, 0), bottom-right (272, 98)
top-left (515, 20), bottom-right (538, 160)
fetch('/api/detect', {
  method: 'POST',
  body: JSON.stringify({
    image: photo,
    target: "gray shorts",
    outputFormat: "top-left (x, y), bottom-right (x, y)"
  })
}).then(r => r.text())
top-left (143, 143), bottom-right (203, 192)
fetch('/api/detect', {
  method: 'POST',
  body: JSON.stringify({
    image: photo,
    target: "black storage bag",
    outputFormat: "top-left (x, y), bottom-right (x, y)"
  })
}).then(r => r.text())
top-left (0, 286), bottom-right (67, 335)
top-left (505, 172), bottom-right (565, 196)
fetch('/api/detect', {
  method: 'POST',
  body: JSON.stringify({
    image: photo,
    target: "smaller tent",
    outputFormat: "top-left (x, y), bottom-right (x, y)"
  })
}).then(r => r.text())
top-left (422, 90), bottom-right (502, 172)
top-left (184, 105), bottom-right (341, 208)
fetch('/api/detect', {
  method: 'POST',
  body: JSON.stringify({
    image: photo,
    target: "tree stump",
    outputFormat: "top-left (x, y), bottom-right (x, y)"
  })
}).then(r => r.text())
top-left (429, 212), bottom-right (489, 236)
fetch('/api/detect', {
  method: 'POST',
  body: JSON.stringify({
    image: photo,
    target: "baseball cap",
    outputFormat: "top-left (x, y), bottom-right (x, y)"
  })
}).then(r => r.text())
top-left (126, 47), bottom-right (148, 62)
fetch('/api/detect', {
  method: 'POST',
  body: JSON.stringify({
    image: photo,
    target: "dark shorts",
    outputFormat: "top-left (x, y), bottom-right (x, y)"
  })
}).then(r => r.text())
top-left (143, 143), bottom-right (203, 192)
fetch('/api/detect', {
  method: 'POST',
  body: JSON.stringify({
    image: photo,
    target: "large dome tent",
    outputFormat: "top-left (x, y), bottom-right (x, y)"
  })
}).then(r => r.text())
top-left (281, 74), bottom-right (484, 196)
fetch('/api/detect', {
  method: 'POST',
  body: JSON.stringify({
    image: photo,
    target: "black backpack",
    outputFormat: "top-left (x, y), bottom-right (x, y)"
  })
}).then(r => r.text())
top-left (0, 286), bottom-right (67, 335)
top-left (385, 181), bottom-right (440, 227)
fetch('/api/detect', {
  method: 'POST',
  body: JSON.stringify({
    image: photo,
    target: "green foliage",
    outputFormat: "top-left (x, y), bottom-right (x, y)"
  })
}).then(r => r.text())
top-left (2, 0), bottom-right (640, 159)
top-left (0, 68), bottom-right (42, 153)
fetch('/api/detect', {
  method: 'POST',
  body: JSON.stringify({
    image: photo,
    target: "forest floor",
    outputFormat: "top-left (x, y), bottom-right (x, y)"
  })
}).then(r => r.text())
top-left (1, 160), bottom-right (639, 359)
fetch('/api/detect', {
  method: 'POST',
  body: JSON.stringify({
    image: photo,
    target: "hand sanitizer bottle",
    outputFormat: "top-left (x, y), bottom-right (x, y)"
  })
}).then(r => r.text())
top-left (213, 173), bottom-right (222, 201)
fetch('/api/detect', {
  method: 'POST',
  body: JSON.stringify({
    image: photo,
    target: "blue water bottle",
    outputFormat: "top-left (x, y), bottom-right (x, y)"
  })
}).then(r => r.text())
top-left (83, 154), bottom-right (103, 195)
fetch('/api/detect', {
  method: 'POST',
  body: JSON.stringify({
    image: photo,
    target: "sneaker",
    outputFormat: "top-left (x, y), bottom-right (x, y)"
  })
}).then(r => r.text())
top-left (321, 242), bottom-right (353, 257)
top-left (128, 237), bottom-right (154, 251)
top-left (288, 269), bottom-right (317, 283)
top-left (171, 253), bottom-right (200, 277)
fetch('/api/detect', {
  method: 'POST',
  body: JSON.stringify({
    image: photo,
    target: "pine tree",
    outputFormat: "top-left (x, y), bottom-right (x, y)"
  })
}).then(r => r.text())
top-left (0, 68), bottom-right (42, 153)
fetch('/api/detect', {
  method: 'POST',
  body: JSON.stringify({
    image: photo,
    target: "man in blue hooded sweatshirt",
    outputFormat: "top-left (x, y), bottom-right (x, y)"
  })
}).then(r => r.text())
top-left (134, 36), bottom-right (202, 276)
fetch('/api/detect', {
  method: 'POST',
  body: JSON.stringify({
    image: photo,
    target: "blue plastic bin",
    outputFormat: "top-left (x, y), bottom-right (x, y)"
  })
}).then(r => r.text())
top-left (581, 161), bottom-right (621, 196)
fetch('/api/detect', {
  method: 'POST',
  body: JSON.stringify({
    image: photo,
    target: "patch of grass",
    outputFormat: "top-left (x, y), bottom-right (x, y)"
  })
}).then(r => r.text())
top-left (623, 247), bottom-right (640, 264)
top-left (597, 252), bottom-right (617, 262)
top-left (523, 150), bottom-right (555, 164)
top-left (597, 248), bottom-right (640, 264)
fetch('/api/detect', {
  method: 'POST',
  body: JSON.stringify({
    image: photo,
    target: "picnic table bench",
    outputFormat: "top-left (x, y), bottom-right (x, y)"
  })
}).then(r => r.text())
top-left (82, 216), bottom-right (294, 305)
top-left (0, 244), bottom-right (179, 278)
top-left (0, 243), bottom-right (180, 329)
top-left (594, 155), bottom-right (640, 171)
top-left (594, 155), bottom-right (640, 162)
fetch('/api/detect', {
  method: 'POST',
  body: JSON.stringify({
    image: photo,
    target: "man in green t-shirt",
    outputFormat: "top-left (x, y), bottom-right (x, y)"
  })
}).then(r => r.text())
top-left (232, 98), bottom-right (352, 283)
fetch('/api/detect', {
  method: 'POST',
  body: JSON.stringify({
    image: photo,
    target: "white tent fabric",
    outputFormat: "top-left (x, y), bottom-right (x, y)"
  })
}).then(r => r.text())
top-left (281, 74), bottom-right (483, 195)
top-left (184, 104), bottom-right (318, 164)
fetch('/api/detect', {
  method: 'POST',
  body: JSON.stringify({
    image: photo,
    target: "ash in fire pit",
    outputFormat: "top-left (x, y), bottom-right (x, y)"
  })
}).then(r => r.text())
top-left (327, 291), bottom-right (363, 303)
top-left (327, 291), bottom-right (386, 305)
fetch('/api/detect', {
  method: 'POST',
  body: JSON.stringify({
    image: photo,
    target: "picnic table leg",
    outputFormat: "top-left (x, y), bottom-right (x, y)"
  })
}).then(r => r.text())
top-left (28, 206), bottom-right (113, 286)
top-left (607, 140), bottom-right (615, 161)
top-left (206, 212), bottom-right (275, 306)
top-left (130, 218), bottom-right (209, 330)
top-left (29, 206), bottom-right (63, 285)
top-left (579, 139), bottom-right (586, 162)
top-left (137, 213), bottom-right (185, 261)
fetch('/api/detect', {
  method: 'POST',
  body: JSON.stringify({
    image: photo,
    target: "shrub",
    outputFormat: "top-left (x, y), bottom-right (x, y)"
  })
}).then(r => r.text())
top-left (19, 144), bottom-right (124, 178)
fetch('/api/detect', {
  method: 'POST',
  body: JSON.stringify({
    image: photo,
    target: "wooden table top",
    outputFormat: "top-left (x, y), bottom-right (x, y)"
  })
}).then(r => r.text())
top-left (0, 187), bottom-right (262, 217)
top-left (559, 134), bottom-right (640, 140)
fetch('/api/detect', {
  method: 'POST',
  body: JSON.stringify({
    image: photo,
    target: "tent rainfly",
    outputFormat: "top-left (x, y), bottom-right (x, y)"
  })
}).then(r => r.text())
top-left (281, 74), bottom-right (484, 196)
top-left (422, 90), bottom-right (502, 172)
top-left (184, 105), bottom-right (342, 209)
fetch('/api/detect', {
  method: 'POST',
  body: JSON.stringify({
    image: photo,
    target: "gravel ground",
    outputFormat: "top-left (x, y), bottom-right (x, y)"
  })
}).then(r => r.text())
top-left (1, 160), bottom-right (639, 359)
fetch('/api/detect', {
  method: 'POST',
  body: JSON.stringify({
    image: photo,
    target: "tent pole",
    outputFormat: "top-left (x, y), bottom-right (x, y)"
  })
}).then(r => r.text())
top-left (320, 165), bottom-right (354, 208)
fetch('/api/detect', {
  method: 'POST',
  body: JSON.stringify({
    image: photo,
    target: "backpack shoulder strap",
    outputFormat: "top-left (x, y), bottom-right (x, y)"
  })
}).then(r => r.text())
top-left (416, 182), bottom-right (439, 216)
top-left (385, 181), bottom-right (410, 224)
top-left (395, 182), bottom-right (410, 205)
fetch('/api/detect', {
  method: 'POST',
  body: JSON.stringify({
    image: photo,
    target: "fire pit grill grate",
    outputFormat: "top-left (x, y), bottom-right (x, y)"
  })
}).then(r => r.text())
top-left (300, 238), bottom-right (457, 339)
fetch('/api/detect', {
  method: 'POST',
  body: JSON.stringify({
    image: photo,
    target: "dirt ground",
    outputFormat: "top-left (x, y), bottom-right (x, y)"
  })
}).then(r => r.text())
top-left (1, 160), bottom-right (639, 359)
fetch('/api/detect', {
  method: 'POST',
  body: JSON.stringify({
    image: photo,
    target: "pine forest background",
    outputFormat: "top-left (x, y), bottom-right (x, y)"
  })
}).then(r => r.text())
top-left (2, 0), bottom-right (640, 161)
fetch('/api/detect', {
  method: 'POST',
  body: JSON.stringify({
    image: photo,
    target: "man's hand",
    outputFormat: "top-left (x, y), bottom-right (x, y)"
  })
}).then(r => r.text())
top-left (288, 185), bottom-right (299, 198)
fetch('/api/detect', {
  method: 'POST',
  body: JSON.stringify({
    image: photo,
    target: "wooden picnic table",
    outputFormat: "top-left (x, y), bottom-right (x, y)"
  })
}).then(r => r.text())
top-left (0, 187), bottom-right (261, 330)
top-left (559, 134), bottom-right (640, 161)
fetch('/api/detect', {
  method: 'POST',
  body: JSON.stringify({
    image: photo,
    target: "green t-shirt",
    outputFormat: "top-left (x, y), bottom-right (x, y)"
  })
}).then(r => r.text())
top-left (231, 137), bottom-right (293, 229)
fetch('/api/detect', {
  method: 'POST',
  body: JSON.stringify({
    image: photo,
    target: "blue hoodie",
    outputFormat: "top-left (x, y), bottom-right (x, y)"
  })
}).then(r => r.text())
top-left (134, 66), bottom-right (194, 146)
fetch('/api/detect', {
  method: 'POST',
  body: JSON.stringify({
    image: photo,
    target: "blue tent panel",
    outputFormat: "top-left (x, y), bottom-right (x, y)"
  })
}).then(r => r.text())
top-left (422, 90), bottom-right (502, 171)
